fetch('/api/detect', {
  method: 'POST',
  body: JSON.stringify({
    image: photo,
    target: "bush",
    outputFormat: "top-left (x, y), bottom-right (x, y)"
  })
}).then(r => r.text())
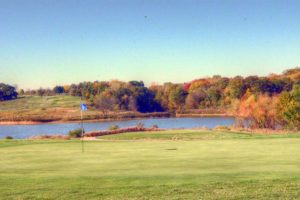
top-left (152, 124), bottom-right (159, 129)
top-left (5, 136), bottom-right (13, 140)
top-left (137, 122), bottom-right (144, 128)
top-left (108, 124), bottom-right (119, 130)
top-left (30, 135), bottom-right (70, 140)
top-left (68, 128), bottom-right (84, 138)
top-left (214, 125), bottom-right (230, 131)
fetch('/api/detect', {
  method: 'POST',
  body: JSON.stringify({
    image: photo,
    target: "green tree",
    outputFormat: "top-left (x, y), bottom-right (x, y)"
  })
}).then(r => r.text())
top-left (18, 89), bottom-right (25, 96)
top-left (0, 83), bottom-right (18, 101)
top-left (226, 76), bottom-right (246, 99)
top-left (53, 86), bottom-right (65, 94)
top-left (277, 85), bottom-right (300, 130)
top-left (168, 86), bottom-right (187, 111)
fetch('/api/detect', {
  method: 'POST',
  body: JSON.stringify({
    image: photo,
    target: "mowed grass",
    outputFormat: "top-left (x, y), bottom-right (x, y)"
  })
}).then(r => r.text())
top-left (99, 129), bottom-right (300, 140)
top-left (1, 131), bottom-right (300, 199)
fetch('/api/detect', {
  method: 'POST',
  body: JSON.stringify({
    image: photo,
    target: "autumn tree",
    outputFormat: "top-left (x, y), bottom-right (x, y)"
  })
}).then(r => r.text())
top-left (185, 88), bottom-right (209, 109)
top-left (238, 92), bottom-right (279, 129)
top-left (226, 76), bottom-right (246, 99)
top-left (115, 87), bottom-right (132, 110)
top-left (18, 89), bottom-right (25, 96)
top-left (37, 88), bottom-right (46, 96)
top-left (94, 93), bottom-right (117, 116)
top-left (168, 86), bottom-right (187, 111)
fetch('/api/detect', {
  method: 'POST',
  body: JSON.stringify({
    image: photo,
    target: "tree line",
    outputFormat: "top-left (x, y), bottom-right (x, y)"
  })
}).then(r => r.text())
top-left (3, 67), bottom-right (300, 130)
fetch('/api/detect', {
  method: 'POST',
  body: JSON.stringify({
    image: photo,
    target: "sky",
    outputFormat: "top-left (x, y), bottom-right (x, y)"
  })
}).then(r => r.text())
top-left (0, 0), bottom-right (300, 89)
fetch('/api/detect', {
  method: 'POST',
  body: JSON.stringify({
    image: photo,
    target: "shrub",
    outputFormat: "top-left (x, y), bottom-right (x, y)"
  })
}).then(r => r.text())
top-left (108, 124), bottom-right (119, 130)
top-left (68, 128), bottom-right (84, 138)
top-left (214, 125), bottom-right (230, 131)
top-left (30, 135), bottom-right (70, 140)
top-left (85, 126), bottom-right (162, 137)
top-left (152, 124), bottom-right (159, 129)
top-left (5, 136), bottom-right (13, 140)
top-left (137, 122), bottom-right (145, 128)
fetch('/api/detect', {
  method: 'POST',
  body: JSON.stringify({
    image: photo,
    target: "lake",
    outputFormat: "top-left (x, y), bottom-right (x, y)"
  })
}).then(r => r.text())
top-left (0, 117), bottom-right (235, 139)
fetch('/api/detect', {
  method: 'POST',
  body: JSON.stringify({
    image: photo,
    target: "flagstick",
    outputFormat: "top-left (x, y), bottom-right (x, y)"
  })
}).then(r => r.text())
top-left (81, 101), bottom-right (84, 153)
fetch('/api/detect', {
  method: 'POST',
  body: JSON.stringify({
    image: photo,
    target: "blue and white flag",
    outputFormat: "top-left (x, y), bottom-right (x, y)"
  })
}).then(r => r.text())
top-left (81, 103), bottom-right (88, 111)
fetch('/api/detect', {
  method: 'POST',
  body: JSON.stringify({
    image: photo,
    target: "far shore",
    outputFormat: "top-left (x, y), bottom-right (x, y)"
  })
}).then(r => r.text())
top-left (0, 114), bottom-right (234, 125)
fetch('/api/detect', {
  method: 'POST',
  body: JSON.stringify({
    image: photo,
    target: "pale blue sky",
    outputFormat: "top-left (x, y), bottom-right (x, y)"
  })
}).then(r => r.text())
top-left (0, 0), bottom-right (300, 89)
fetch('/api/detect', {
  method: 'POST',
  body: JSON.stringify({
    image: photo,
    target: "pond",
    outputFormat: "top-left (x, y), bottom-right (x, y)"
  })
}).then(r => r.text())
top-left (0, 117), bottom-right (235, 139)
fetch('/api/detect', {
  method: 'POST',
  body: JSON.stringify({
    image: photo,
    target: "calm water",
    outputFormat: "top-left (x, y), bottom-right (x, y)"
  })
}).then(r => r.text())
top-left (0, 117), bottom-right (235, 139)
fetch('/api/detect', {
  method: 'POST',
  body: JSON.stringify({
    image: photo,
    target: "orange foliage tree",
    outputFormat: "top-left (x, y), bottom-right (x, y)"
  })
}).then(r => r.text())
top-left (237, 91), bottom-right (279, 129)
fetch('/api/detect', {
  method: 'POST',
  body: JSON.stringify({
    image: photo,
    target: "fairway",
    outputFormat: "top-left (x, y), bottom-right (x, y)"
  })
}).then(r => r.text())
top-left (1, 131), bottom-right (300, 199)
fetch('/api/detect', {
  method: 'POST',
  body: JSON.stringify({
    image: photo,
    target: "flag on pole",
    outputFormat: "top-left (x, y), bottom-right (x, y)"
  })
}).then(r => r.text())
top-left (81, 103), bottom-right (88, 111)
top-left (80, 103), bottom-right (87, 153)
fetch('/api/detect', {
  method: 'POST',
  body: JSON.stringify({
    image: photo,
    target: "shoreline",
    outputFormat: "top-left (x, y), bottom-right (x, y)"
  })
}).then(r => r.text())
top-left (2, 128), bottom-right (299, 140)
top-left (0, 114), bottom-right (234, 125)
top-left (175, 113), bottom-right (234, 117)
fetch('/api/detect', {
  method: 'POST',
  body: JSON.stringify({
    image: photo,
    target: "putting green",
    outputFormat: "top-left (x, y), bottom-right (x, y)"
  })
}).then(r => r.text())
top-left (1, 131), bottom-right (300, 199)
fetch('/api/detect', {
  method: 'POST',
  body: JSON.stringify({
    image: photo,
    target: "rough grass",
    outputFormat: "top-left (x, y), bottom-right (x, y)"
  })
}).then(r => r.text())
top-left (0, 96), bottom-right (85, 122)
top-left (0, 96), bottom-right (169, 122)
top-left (1, 130), bottom-right (300, 199)
top-left (0, 95), bottom-right (81, 111)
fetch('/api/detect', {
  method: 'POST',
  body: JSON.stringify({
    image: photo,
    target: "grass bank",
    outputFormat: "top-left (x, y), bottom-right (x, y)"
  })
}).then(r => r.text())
top-left (98, 129), bottom-right (300, 140)
top-left (1, 130), bottom-right (300, 199)
top-left (0, 96), bottom-right (170, 123)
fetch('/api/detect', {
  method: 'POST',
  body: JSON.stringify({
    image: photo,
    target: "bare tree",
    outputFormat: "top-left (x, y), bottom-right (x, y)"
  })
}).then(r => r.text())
top-left (94, 94), bottom-right (116, 117)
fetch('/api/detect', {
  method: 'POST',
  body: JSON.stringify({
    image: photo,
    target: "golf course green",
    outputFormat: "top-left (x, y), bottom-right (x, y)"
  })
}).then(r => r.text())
top-left (1, 130), bottom-right (300, 200)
